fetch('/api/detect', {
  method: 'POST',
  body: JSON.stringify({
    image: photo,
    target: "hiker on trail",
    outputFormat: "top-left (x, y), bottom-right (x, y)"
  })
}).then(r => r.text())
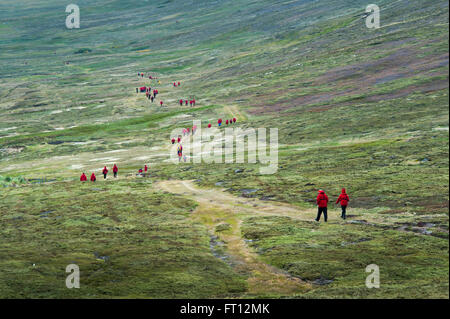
top-left (193, 99), bottom-right (196, 106)
top-left (160, 101), bottom-right (164, 107)
top-left (102, 166), bottom-right (108, 179)
top-left (316, 190), bottom-right (329, 222)
top-left (171, 138), bottom-right (175, 144)
top-left (233, 118), bottom-right (237, 123)
top-left (151, 96), bottom-right (154, 103)
top-left (229, 119), bottom-right (233, 125)
top-left (90, 173), bottom-right (97, 182)
top-left (113, 164), bottom-right (118, 178)
top-left (192, 125), bottom-right (197, 135)
top-left (208, 123), bottom-right (212, 128)
top-left (177, 144), bottom-right (183, 162)
top-left (144, 165), bottom-right (148, 173)
top-left (178, 82), bottom-right (181, 86)
top-left (336, 188), bottom-right (350, 220)
top-left (80, 173), bottom-right (87, 182)
top-left (226, 119), bottom-right (229, 125)
top-left (180, 99), bottom-right (183, 106)
top-left (185, 100), bottom-right (188, 106)
top-left (187, 127), bottom-right (190, 135)
top-left (173, 82), bottom-right (177, 87)
top-left (177, 136), bottom-right (181, 143)
top-left (218, 119), bottom-right (222, 127)
top-left (189, 100), bottom-right (193, 107)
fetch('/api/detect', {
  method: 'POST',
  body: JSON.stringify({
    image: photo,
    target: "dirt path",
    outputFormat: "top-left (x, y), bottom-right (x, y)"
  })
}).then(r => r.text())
top-left (156, 179), bottom-right (312, 297)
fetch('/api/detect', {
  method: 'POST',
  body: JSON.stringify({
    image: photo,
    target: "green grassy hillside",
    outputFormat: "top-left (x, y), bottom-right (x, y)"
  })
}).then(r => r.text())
top-left (0, 0), bottom-right (448, 298)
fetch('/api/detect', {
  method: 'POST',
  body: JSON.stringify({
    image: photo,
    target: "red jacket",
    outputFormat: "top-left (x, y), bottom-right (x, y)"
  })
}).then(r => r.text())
top-left (113, 165), bottom-right (118, 173)
top-left (226, 120), bottom-right (229, 125)
top-left (102, 166), bottom-right (108, 174)
top-left (316, 190), bottom-right (329, 208)
top-left (336, 188), bottom-right (350, 206)
top-left (144, 165), bottom-right (148, 172)
top-left (80, 173), bottom-right (87, 182)
top-left (90, 173), bottom-right (96, 182)
top-left (177, 137), bottom-right (181, 143)
top-left (208, 124), bottom-right (212, 128)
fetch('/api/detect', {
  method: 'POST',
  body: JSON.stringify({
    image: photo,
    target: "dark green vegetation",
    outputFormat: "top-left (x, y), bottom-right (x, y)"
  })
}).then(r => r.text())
top-left (0, 0), bottom-right (448, 298)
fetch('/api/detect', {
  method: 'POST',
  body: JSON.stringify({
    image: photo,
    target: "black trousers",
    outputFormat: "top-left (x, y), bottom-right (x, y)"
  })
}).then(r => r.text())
top-left (341, 206), bottom-right (347, 219)
top-left (103, 174), bottom-right (107, 179)
top-left (114, 172), bottom-right (117, 178)
top-left (316, 207), bottom-right (327, 222)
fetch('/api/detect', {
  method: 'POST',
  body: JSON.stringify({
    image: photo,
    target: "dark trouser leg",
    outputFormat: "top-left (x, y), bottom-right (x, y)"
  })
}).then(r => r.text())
top-left (114, 172), bottom-right (117, 178)
top-left (341, 206), bottom-right (347, 219)
top-left (104, 174), bottom-right (107, 179)
top-left (323, 207), bottom-right (328, 222)
top-left (316, 207), bottom-right (323, 221)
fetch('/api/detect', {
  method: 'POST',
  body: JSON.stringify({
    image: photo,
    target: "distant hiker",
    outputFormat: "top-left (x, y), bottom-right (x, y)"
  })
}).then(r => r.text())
top-left (80, 173), bottom-right (87, 182)
top-left (160, 101), bottom-right (164, 107)
top-left (171, 138), bottom-right (176, 144)
top-left (233, 118), bottom-right (236, 123)
top-left (178, 82), bottom-right (181, 86)
top-left (226, 119), bottom-right (229, 125)
top-left (316, 190), bottom-right (329, 222)
top-left (177, 144), bottom-right (183, 162)
top-left (90, 173), bottom-right (97, 182)
top-left (336, 188), bottom-right (350, 220)
top-left (190, 100), bottom-right (193, 107)
top-left (174, 82), bottom-right (177, 87)
top-left (193, 99), bottom-right (196, 106)
top-left (218, 119), bottom-right (222, 127)
top-left (113, 164), bottom-right (118, 178)
top-left (185, 100), bottom-right (188, 106)
top-left (180, 99), bottom-right (183, 106)
top-left (144, 165), bottom-right (148, 173)
top-left (208, 123), bottom-right (212, 128)
top-left (151, 96), bottom-right (154, 103)
top-left (177, 136), bottom-right (181, 143)
top-left (102, 166), bottom-right (108, 179)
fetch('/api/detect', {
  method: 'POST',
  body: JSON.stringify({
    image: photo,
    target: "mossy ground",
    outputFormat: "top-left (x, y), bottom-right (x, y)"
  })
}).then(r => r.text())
top-left (0, 0), bottom-right (448, 298)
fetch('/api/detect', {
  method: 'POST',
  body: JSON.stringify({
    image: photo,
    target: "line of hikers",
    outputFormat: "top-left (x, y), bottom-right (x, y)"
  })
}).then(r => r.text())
top-left (80, 164), bottom-right (119, 182)
top-left (218, 118), bottom-right (237, 126)
top-left (179, 99), bottom-right (196, 107)
top-left (316, 188), bottom-right (350, 221)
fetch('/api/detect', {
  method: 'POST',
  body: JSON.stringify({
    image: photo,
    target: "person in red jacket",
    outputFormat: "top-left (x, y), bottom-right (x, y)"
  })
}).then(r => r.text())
top-left (178, 82), bottom-right (181, 86)
top-left (189, 100), bottom-right (193, 107)
top-left (90, 173), bottom-right (96, 182)
top-left (80, 173), bottom-right (87, 182)
top-left (218, 119), bottom-right (222, 127)
top-left (144, 165), bottom-right (148, 173)
top-left (113, 164), bottom-right (118, 178)
top-left (177, 136), bottom-right (181, 143)
top-left (226, 119), bottom-right (229, 125)
top-left (208, 123), bottom-right (212, 128)
top-left (316, 190), bottom-right (329, 222)
top-left (336, 188), bottom-right (350, 220)
top-left (185, 100), bottom-right (188, 106)
top-left (171, 138), bottom-right (175, 144)
top-left (179, 99), bottom-right (183, 106)
top-left (233, 117), bottom-right (236, 123)
top-left (160, 101), bottom-right (163, 107)
top-left (102, 166), bottom-right (108, 179)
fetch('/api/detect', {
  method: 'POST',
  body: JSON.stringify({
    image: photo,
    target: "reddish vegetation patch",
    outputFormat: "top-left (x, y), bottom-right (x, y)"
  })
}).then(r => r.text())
top-left (247, 48), bottom-right (449, 115)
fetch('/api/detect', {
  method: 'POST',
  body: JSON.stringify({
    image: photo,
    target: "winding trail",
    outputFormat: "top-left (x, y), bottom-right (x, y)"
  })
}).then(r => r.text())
top-left (156, 179), bottom-right (312, 297)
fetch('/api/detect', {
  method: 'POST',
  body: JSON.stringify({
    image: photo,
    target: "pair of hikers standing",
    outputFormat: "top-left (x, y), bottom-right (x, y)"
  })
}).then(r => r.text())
top-left (316, 188), bottom-right (350, 222)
